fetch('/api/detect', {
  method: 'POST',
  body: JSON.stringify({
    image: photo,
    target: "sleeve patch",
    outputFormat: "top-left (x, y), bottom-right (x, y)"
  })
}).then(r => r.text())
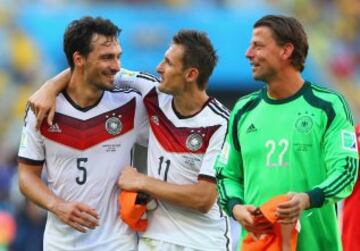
top-left (342, 130), bottom-right (357, 152)
top-left (120, 68), bottom-right (137, 77)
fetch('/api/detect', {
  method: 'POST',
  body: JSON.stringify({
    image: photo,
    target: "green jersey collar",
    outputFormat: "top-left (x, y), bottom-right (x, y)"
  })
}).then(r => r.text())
top-left (262, 81), bottom-right (309, 104)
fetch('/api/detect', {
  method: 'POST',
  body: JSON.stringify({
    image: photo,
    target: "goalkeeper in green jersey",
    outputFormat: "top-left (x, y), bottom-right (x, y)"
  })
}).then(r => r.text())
top-left (215, 15), bottom-right (359, 251)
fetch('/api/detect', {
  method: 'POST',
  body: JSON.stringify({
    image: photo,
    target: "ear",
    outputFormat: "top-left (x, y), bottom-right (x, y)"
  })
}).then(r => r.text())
top-left (185, 67), bottom-right (199, 83)
top-left (73, 51), bottom-right (85, 68)
top-left (281, 43), bottom-right (294, 60)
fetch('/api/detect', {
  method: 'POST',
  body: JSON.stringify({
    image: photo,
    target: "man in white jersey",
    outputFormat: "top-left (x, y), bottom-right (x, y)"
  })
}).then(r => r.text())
top-left (117, 30), bottom-right (232, 251)
top-left (17, 16), bottom-right (148, 251)
top-left (28, 30), bottom-right (231, 251)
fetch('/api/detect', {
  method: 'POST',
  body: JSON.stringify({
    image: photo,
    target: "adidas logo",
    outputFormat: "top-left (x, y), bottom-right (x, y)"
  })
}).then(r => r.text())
top-left (48, 123), bottom-right (62, 133)
top-left (246, 123), bottom-right (257, 133)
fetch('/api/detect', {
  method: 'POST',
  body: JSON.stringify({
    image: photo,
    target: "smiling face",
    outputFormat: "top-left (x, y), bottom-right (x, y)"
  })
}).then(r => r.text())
top-left (245, 26), bottom-right (285, 83)
top-left (80, 34), bottom-right (122, 91)
top-left (156, 43), bottom-right (188, 95)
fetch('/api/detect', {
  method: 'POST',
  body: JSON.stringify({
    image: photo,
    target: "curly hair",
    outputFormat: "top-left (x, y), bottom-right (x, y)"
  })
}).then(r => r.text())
top-left (63, 16), bottom-right (121, 70)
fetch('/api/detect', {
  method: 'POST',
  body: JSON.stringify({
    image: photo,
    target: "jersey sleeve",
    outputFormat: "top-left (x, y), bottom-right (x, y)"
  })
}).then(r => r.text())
top-left (307, 95), bottom-right (359, 208)
top-left (17, 104), bottom-right (45, 165)
top-left (198, 121), bottom-right (227, 180)
top-left (134, 94), bottom-right (149, 147)
top-left (115, 69), bottom-right (155, 146)
top-left (114, 68), bottom-right (159, 97)
top-left (214, 102), bottom-right (245, 217)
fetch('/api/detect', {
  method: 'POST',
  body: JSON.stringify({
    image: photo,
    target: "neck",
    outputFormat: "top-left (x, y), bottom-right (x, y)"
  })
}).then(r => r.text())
top-left (66, 71), bottom-right (103, 108)
top-left (266, 70), bottom-right (304, 99)
top-left (173, 89), bottom-right (209, 117)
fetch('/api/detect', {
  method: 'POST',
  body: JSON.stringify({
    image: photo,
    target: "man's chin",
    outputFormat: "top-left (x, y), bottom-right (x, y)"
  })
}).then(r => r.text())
top-left (158, 84), bottom-right (169, 94)
top-left (253, 75), bottom-right (266, 82)
top-left (100, 83), bottom-right (114, 91)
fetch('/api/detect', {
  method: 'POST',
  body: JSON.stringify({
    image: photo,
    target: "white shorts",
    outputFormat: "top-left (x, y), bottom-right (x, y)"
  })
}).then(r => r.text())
top-left (138, 237), bottom-right (201, 251)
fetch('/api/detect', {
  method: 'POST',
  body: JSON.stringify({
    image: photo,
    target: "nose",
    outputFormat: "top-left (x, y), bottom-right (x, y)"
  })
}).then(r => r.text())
top-left (109, 59), bottom-right (121, 74)
top-left (245, 46), bottom-right (253, 59)
top-left (111, 59), bottom-right (120, 73)
top-left (156, 60), bottom-right (164, 74)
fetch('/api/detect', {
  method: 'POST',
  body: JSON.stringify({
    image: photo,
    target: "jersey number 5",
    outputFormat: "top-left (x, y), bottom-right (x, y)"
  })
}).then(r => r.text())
top-left (76, 158), bottom-right (88, 185)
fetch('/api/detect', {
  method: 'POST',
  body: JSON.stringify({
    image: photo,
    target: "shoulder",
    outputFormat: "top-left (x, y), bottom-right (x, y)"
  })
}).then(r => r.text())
top-left (232, 89), bottom-right (262, 113)
top-left (207, 98), bottom-right (230, 124)
top-left (308, 82), bottom-right (348, 104)
top-left (23, 102), bottom-right (36, 128)
top-left (110, 86), bottom-right (142, 96)
top-left (102, 89), bottom-right (143, 108)
top-left (117, 68), bottom-right (160, 84)
top-left (137, 71), bottom-right (160, 83)
top-left (306, 82), bottom-right (353, 123)
top-left (115, 69), bottom-right (160, 96)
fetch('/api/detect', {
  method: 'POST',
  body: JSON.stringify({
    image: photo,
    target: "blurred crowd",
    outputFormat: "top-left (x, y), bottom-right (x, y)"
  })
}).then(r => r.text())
top-left (0, 1), bottom-right (359, 250)
top-left (269, 0), bottom-right (360, 117)
top-left (0, 6), bottom-right (48, 251)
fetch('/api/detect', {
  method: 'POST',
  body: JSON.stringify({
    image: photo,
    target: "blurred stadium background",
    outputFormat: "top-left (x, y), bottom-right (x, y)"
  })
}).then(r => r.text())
top-left (0, 0), bottom-right (359, 250)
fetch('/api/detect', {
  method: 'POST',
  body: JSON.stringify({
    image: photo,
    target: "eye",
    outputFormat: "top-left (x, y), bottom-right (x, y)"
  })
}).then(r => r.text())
top-left (165, 58), bottom-right (172, 66)
top-left (101, 54), bottom-right (114, 60)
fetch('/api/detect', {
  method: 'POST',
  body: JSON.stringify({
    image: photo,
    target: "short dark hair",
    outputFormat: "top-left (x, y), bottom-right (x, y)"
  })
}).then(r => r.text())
top-left (63, 16), bottom-right (121, 70)
top-left (172, 29), bottom-right (218, 90)
top-left (254, 15), bottom-right (308, 72)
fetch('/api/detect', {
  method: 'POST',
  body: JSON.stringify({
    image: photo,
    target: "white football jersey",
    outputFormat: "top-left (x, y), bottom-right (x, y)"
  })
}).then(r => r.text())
top-left (116, 69), bottom-right (232, 251)
top-left (18, 89), bottom-right (148, 251)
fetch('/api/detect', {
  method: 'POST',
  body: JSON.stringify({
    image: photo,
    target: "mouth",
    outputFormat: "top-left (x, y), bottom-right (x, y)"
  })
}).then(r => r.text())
top-left (250, 63), bottom-right (260, 71)
top-left (159, 75), bottom-right (164, 83)
top-left (105, 74), bottom-right (116, 82)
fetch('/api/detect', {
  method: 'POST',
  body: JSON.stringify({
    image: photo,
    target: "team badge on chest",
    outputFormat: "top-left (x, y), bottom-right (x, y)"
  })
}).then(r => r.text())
top-left (186, 133), bottom-right (203, 152)
top-left (105, 116), bottom-right (123, 135)
top-left (295, 112), bottom-right (314, 134)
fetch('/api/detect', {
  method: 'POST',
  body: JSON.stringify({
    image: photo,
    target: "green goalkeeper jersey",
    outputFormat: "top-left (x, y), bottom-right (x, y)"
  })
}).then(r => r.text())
top-left (215, 82), bottom-right (359, 251)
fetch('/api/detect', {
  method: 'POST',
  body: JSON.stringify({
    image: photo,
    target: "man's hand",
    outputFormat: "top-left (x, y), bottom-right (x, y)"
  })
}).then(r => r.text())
top-left (51, 200), bottom-right (99, 233)
top-left (276, 192), bottom-right (310, 224)
top-left (233, 204), bottom-right (272, 235)
top-left (29, 85), bottom-right (57, 130)
top-left (118, 167), bottom-right (146, 191)
top-left (29, 68), bottom-right (71, 129)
